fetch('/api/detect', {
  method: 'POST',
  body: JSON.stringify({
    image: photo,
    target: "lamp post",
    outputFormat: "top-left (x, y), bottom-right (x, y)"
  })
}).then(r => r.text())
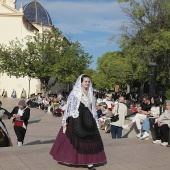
top-left (127, 73), bottom-right (133, 93)
top-left (28, 76), bottom-right (31, 98)
top-left (129, 73), bottom-right (133, 93)
top-left (148, 62), bottom-right (157, 97)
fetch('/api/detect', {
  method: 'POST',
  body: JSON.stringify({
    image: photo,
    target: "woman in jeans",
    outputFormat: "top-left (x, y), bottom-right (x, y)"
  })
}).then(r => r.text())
top-left (140, 97), bottom-right (161, 140)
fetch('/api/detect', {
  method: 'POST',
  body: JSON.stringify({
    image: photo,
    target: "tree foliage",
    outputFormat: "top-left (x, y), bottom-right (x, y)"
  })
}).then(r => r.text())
top-left (117, 0), bottom-right (170, 89)
top-left (0, 28), bottom-right (92, 93)
top-left (96, 51), bottom-right (132, 90)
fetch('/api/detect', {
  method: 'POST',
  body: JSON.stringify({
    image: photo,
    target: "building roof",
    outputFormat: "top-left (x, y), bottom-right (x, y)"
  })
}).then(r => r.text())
top-left (23, 0), bottom-right (52, 26)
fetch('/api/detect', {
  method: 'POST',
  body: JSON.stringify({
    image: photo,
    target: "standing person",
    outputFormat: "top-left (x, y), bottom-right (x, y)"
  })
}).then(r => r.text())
top-left (0, 101), bottom-right (12, 147)
top-left (11, 100), bottom-right (30, 146)
top-left (110, 96), bottom-right (127, 139)
top-left (20, 88), bottom-right (26, 98)
top-left (50, 74), bottom-right (106, 170)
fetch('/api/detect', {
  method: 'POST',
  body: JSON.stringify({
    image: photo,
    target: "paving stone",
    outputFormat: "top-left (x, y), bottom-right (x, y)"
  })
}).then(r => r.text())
top-left (0, 98), bottom-right (170, 170)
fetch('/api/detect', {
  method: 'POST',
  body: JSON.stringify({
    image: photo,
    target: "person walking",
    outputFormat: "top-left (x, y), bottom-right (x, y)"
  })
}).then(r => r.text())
top-left (11, 100), bottom-right (30, 146)
top-left (50, 74), bottom-right (106, 170)
top-left (0, 101), bottom-right (12, 147)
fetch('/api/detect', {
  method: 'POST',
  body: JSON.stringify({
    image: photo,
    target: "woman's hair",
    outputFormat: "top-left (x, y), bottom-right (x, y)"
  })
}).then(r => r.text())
top-left (154, 98), bottom-right (161, 106)
top-left (81, 74), bottom-right (90, 83)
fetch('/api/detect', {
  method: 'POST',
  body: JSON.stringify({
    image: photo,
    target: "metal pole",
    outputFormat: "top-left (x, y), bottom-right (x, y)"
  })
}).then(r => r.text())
top-left (153, 66), bottom-right (157, 96)
top-left (28, 78), bottom-right (31, 98)
top-left (149, 74), bottom-right (153, 97)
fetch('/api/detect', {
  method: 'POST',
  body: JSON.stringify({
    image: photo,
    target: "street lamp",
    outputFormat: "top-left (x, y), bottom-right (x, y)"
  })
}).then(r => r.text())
top-left (148, 62), bottom-right (157, 97)
top-left (28, 76), bottom-right (31, 98)
top-left (129, 73), bottom-right (133, 93)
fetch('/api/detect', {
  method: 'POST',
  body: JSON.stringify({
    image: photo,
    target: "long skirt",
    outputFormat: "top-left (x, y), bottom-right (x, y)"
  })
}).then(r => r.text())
top-left (0, 122), bottom-right (11, 147)
top-left (50, 103), bottom-right (106, 165)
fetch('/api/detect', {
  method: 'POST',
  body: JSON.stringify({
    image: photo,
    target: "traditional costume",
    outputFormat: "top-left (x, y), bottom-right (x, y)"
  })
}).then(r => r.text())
top-left (0, 108), bottom-right (12, 147)
top-left (11, 101), bottom-right (30, 146)
top-left (50, 75), bottom-right (106, 168)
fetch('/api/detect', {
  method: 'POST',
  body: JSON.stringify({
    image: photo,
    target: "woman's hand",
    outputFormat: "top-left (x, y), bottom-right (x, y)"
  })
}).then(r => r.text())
top-left (158, 121), bottom-right (164, 127)
top-left (13, 114), bottom-right (17, 117)
top-left (63, 123), bottom-right (67, 133)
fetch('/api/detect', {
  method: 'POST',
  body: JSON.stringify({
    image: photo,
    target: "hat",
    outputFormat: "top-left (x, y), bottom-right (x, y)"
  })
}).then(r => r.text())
top-left (18, 100), bottom-right (26, 107)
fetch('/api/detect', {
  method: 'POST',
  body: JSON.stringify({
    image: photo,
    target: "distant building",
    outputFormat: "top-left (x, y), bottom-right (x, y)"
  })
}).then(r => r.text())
top-left (0, 0), bottom-right (69, 98)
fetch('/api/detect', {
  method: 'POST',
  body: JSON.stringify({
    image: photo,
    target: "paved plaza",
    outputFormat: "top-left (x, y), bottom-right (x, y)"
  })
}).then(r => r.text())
top-left (0, 98), bottom-right (170, 170)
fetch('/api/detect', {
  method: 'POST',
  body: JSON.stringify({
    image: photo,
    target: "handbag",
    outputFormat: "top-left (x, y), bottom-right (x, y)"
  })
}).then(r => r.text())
top-left (110, 104), bottom-right (119, 122)
top-left (14, 120), bottom-right (23, 127)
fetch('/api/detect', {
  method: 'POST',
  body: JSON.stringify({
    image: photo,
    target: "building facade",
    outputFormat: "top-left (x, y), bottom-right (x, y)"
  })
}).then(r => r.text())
top-left (0, 0), bottom-right (69, 98)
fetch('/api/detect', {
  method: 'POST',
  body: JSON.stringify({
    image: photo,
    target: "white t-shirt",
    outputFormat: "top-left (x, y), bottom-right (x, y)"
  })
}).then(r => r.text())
top-left (150, 106), bottom-right (160, 117)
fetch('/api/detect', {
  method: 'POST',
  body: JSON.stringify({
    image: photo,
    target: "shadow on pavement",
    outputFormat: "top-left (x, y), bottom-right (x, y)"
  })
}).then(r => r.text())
top-left (122, 124), bottom-right (138, 138)
top-left (25, 139), bottom-right (55, 145)
top-left (29, 119), bottom-right (42, 124)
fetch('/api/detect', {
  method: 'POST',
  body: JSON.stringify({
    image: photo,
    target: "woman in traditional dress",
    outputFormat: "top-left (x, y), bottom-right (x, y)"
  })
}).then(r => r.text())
top-left (11, 100), bottom-right (30, 146)
top-left (50, 74), bottom-right (106, 170)
top-left (0, 101), bottom-right (12, 147)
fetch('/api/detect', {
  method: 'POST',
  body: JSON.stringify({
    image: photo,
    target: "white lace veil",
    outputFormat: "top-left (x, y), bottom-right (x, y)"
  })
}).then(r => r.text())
top-left (62, 74), bottom-right (97, 125)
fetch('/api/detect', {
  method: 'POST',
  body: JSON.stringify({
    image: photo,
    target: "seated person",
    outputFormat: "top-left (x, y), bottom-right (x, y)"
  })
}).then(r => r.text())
top-left (42, 98), bottom-right (51, 111)
top-left (37, 95), bottom-right (43, 109)
top-left (152, 100), bottom-right (170, 146)
top-left (123, 95), bottom-right (152, 138)
top-left (50, 98), bottom-right (60, 116)
top-left (140, 97), bottom-right (161, 140)
top-left (96, 102), bottom-right (104, 119)
top-left (98, 102), bottom-right (108, 129)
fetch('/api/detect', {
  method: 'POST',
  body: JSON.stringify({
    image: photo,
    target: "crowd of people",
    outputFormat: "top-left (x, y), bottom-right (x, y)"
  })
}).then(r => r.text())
top-left (1, 74), bottom-right (170, 169)
top-left (96, 90), bottom-right (170, 147)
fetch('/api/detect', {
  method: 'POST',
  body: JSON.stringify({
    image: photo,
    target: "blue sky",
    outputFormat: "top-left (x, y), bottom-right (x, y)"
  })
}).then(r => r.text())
top-left (17, 0), bottom-right (128, 69)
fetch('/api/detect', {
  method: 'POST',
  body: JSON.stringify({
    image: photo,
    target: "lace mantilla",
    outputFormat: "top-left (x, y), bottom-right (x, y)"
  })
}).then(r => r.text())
top-left (62, 74), bottom-right (98, 125)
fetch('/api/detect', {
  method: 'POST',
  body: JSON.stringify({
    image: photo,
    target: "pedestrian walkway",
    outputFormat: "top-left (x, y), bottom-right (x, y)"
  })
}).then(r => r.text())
top-left (0, 98), bottom-right (170, 170)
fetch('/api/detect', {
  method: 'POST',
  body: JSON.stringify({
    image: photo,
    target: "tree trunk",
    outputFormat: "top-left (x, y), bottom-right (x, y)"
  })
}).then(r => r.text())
top-left (40, 78), bottom-right (49, 97)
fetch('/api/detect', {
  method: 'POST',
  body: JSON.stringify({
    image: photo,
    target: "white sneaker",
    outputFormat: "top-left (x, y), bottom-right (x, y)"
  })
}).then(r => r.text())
top-left (122, 124), bottom-right (130, 130)
top-left (152, 140), bottom-right (162, 144)
top-left (17, 141), bottom-right (23, 146)
top-left (161, 142), bottom-right (168, 146)
top-left (136, 132), bottom-right (141, 138)
top-left (140, 131), bottom-right (149, 140)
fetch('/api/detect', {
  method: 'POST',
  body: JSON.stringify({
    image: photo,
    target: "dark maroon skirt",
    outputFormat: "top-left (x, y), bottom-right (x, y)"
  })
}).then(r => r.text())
top-left (50, 127), bottom-right (106, 165)
top-left (50, 103), bottom-right (106, 165)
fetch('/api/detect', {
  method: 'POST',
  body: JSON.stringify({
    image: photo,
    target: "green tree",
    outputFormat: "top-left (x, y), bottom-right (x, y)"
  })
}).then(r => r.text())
top-left (116, 0), bottom-right (170, 95)
top-left (0, 28), bottom-right (92, 94)
top-left (96, 51), bottom-right (132, 90)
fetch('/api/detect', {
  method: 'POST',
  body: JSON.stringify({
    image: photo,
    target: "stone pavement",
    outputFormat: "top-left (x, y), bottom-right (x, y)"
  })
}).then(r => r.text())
top-left (0, 98), bottom-right (170, 170)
